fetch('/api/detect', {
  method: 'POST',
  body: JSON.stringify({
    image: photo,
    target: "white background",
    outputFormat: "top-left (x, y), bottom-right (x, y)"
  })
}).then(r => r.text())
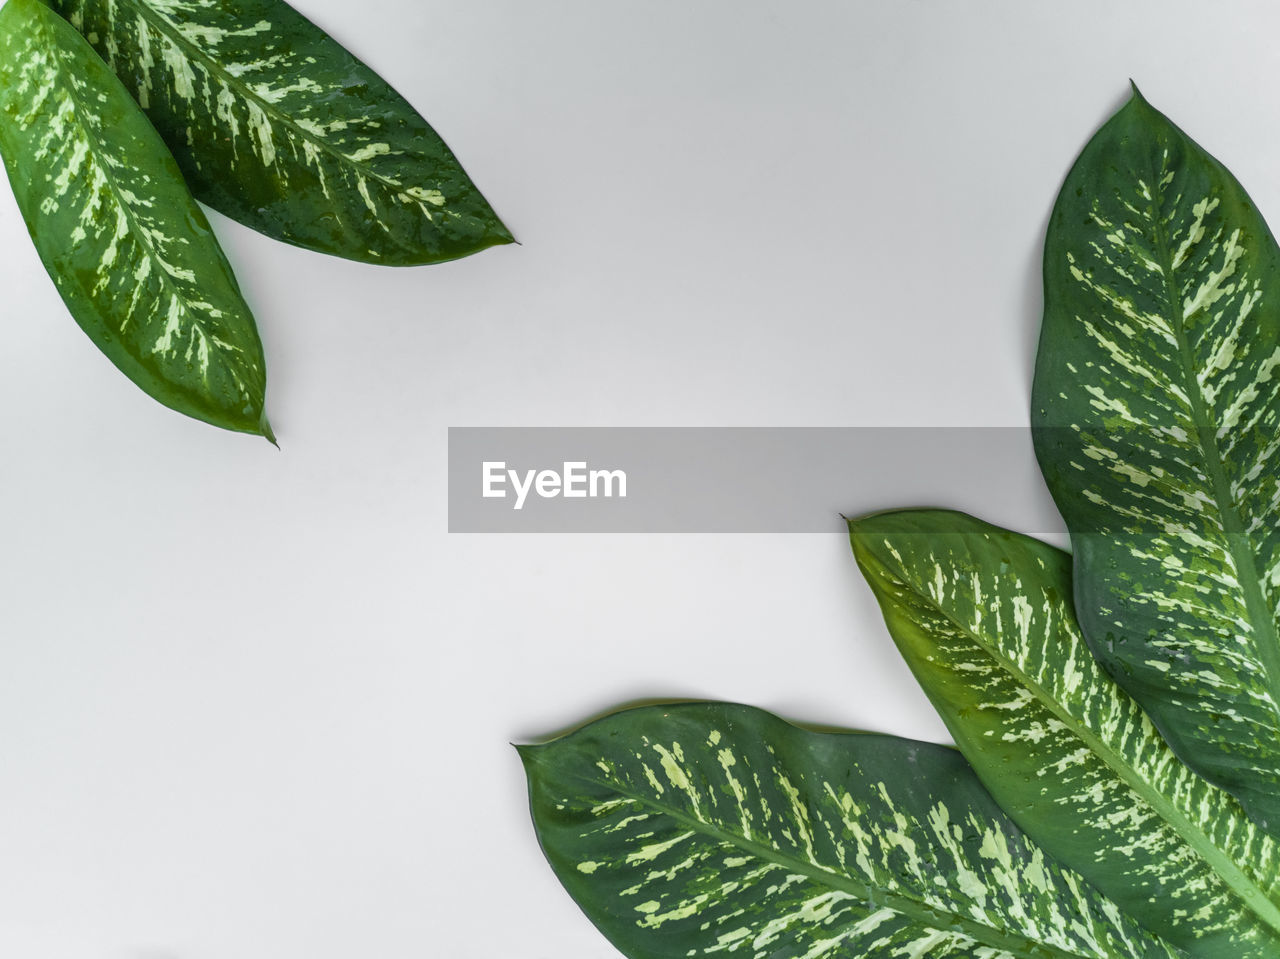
top-left (2, 2), bottom-right (1278, 956)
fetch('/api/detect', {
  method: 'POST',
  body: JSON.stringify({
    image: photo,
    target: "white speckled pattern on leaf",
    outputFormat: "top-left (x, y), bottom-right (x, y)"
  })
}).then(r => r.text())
top-left (47, 0), bottom-right (513, 264)
top-left (0, 0), bottom-right (270, 437)
top-left (851, 509), bottom-right (1280, 958)
top-left (523, 703), bottom-right (1190, 959)
top-left (1033, 89), bottom-right (1280, 837)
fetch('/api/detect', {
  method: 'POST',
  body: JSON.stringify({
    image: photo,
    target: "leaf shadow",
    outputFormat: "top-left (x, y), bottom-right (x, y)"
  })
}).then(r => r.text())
top-left (1018, 83), bottom-right (1136, 398)
top-left (514, 694), bottom-right (715, 745)
top-left (1016, 201), bottom-right (1050, 399)
top-left (513, 694), bottom-right (893, 747)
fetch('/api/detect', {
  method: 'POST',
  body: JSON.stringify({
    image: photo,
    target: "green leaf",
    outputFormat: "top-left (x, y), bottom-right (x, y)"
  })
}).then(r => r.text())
top-left (0, 0), bottom-right (271, 438)
top-left (849, 509), bottom-right (1280, 958)
top-left (46, 0), bottom-right (513, 265)
top-left (1031, 87), bottom-right (1280, 834)
top-left (522, 701), bottom-right (1189, 959)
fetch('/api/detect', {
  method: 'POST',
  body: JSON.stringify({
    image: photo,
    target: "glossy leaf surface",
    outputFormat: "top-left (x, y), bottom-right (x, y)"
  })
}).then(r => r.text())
top-left (850, 509), bottom-right (1280, 957)
top-left (522, 702), bottom-right (1188, 959)
top-left (48, 0), bottom-right (513, 264)
top-left (1032, 89), bottom-right (1280, 834)
top-left (0, 0), bottom-right (270, 437)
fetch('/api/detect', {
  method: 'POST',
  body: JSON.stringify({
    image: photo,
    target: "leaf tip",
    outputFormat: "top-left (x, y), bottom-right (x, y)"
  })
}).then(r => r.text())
top-left (260, 417), bottom-right (279, 448)
top-left (845, 512), bottom-right (888, 575)
top-left (514, 742), bottom-right (544, 770)
top-left (495, 219), bottom-right (518, 246)
top-left (846, 508), bottom-right (916, 535)
top-left (1125, 80), bottom-right (1161, 118)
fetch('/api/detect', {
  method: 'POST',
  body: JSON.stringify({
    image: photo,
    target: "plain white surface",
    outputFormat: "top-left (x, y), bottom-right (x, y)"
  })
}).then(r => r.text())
top-left (3, 2), bottom-right (1280, 956)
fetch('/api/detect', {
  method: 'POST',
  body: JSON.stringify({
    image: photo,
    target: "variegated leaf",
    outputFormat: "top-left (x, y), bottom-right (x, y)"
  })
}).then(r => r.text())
top-left (0, 0), bottom-right (271, 437)
top-left (522, 702), bottom-right (1189, 959)
top-left (47, 0), bottom-right (513, 265)
top-left (850, 509), bottom-right (1280, 958)
top-left (1032, 87), bottom-right (1280, 834)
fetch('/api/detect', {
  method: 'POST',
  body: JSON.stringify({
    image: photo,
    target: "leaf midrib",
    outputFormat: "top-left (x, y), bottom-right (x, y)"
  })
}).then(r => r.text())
top-left (118, 0), bottom-right (430, 218)
top-left (1142, 152), bottom-right (1280, 787)
top-left (558, 768), bottom-right (1123, 959)
top-left (884, 554), bottom-right (1280, 940)
top-left (39, 19), bottom-right (246, 393)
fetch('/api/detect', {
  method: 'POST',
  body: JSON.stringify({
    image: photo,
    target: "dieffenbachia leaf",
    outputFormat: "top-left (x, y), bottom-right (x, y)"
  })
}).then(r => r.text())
top-left (1031, 87), bottom-right (1280, 833)
top-left (45, 0), bottom-right (513, 265)
top-left (849, 509), bottom-right (1280, 958)
top-left (0, 0), bottom-right (271, 437)
top-left (522, 701), bottom-right (1189, 959)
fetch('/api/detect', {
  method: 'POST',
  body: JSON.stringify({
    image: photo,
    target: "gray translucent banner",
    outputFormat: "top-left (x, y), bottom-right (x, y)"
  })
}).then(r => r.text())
top-left (448, 427), bottom-right (1067, 534)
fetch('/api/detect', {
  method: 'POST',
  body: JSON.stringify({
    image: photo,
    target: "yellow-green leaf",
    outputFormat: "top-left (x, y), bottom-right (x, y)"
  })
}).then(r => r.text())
top-left (850, 509), bottom-right (1280, 958)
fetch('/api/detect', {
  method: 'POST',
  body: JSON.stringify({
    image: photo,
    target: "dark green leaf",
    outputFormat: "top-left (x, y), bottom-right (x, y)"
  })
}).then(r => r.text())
top-left (522, 701), bottom-right (1188, 959)
top-left (1032, 88), bottom-right (1280, 832)
top-left (47, 0), bottom-right (514, 265)
top-left (0, 0), bottom-right (271, 437)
